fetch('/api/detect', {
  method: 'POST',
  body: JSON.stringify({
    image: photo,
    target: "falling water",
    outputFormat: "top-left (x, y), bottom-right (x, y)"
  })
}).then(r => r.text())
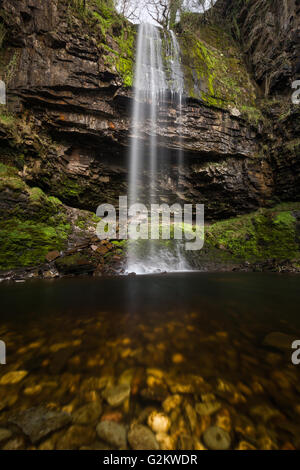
top-left (127, 23), bottom-right (189, 274)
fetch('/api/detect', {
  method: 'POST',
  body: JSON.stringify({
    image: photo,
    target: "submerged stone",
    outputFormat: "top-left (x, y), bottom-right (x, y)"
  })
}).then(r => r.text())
top-left (147, 411), bottom-right (171, 434)
top-left (202, 426), bottom-right (231, 450)
top-left (263, 332), bottom-right (296, 351)
top-left (9, 406), bottom-right (71, 444)
top-left (57, 425), bottom-right (96, 450)
top-left (96, 421), bottom-right (127, 449)
top-left (196, 401), bottom-right (221, 416)
top-left (0, 370), bottom-right (28, 385)
top-left (0, 428), bottom-right (12, 444)
top-left (72, 401), bottom-right (102, 425)
top-left (128, 425), bottom-right (159, 450)
top-left (162, 394), bottom-right (182, 413)
top-left (102, 384), bottom-right (130, 407)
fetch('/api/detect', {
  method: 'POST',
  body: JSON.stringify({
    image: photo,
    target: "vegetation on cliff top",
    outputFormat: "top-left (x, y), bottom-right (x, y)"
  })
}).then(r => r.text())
top-left (179, 21), bottom-right (260, 121)
top-left (68, 0), bottom-right (135, 87)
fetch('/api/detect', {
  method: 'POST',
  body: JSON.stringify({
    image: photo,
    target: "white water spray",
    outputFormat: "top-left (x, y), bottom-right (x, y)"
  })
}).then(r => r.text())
top-left (127, 24), bottom-right (189, 274)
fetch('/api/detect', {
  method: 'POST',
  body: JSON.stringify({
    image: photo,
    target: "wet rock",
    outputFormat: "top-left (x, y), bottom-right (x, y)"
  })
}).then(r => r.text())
top-left (118, 369), bottom-right (135, 387)
top-left (263, 332), bottom-right (296, 351)
top-left (184, 402), bottom-right (197, 431)
top-left (146, 368), bottom-right (164, 379)
top-left (73, 401), bottom-right (102, 425)
top-left (2, 436), bottom-right (25, 450)
top-left (201, 393), bottom-right (217, 402)
top-left (229, 106), bottom-right (241, 117)
top-left (195, 401), bottom-right (221, 416)
top-left (172, 353), bottom-right (185, 364)
top-left (147, 411), bottom-right (171, 434)
top-left (80, 376), bottom-right (111, 392)
top-left (0, 394), bottom-right (18, 411)
top-left (281, 442), bottom-right (296, 450)
top-left (250, 405), bottom-right (282, 423)
top-left (237, 382), bottom-right (252, 396)
top-left (55, 254), bottom-right (96, 275)
top-left (194, 439), bottom-right (207, 450)
top-left (198, 415), bottom-right (211, 435)
top-left (80, 441), bottom-right (113, 450)
top-left (156, 432), bottom-right (175, 450)
top-left (45, 250), bottom-right (60, 262)
top-left (23, 385), bottom-right (42, 396)
top-left (258, 434), bottom-right (278, 450)
top-left (0, 428), bottom-right (12, 444)
top-left (101, 412), bottom-right (123, 423)
top-left (102, 384), bottom-right (130, 407)
top-left (9, 406), bottom-right (71, 444)
top-left (202, 426), bottom-right (231, 450)
top-left (169, 380), bottom-right (195, 394)
top-left (236, 440), bottom-right (256, 450)
top-left (57, 425), bottom-right (96, 450)
top-left (266, 352), bottom-right (282, 365)
top-left (179, 434), bottom-right (194, 450)
top-left (271, 370), bottom-right (292, 390)
top-left (147, 375), bottom-right (163, 388)
top-left (128, 425), bottom-right (159, 450)
top-left (162, 395), bottom-right (182, 413)
top-left (140, 384), bottom-right (169, 402)
top-left (96, 421), bottom-right (127, 449)
top-left (0, 370), bottom-right (28, 385)
top-left (215, 409), bottom-right (231, 433)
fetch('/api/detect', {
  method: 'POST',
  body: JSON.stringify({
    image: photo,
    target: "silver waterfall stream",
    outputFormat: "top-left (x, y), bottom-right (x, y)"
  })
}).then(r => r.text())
top-left (127, 23), bottom-right (189, 274)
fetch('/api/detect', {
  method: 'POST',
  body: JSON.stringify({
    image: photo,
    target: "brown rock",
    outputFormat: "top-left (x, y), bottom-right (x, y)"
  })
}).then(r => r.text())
top-left (45, 250), bottom-right (60, 262)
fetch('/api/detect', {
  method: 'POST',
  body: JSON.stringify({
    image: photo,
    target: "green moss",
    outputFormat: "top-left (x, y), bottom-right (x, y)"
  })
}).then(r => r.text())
top-left (204, 203), bottom-right (300, 262)
top-left (240, 105), bottom-right (263, 125)
top-left (28, 187), bottom-right (45, 203)
top-left (0, 162), bottom-right (18, 177)
top-left (179, 25), bottom-right (258, 115)
top-left (0, 110), bottom-right (15, 126)
top-left (111, 240), bottom-right (127, 247)
top-left (55, 253), bottom-right (86, 269)
top-left (0, 163), bottom-right (26, 192)
top-left (75, 212), bottom-right (100, 230)
top-left (60, 177), bottom-right (82, 198)
top-left (0, 164), bottom-right (72, 269)
top-left (0, 218), bottom-right (70, 269)
top-left (68, 0), bottom-right (135, 87)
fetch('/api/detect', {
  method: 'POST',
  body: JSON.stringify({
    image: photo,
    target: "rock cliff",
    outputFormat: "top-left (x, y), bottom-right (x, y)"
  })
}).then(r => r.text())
top-left (0, 0), bottom-right (299, 275)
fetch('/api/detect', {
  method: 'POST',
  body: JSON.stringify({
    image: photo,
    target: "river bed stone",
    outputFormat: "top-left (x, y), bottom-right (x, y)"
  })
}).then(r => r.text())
top-left (8, 406), bottom-right (72, 444)
top-left (128, 425), bottom-right (159, 450)
top-left (96, 421), bottom-right (127, 449)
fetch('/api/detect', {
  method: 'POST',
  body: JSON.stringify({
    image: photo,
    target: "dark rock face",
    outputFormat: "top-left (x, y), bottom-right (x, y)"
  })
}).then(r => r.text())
top-left (218, 0), bottom-right (300, 95)
top-left (269, 107), bottom-right (300, 201)
top-left (1, 0), bottom-right (273, 219)
top-left (217, 0), bottom-right (300, 201)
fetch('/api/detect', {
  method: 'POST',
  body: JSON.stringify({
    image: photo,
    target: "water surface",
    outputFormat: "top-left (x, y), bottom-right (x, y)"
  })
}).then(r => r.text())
top-left (0, 273), bottom-right (300, 450)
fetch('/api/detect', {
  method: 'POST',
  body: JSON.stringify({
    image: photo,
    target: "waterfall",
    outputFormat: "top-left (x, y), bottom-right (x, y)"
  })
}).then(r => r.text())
top-left (127, 23), bottom-right (189, 275)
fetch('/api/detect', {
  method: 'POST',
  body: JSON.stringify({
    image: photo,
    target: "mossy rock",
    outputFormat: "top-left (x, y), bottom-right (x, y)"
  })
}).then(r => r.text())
top-left (0, 218), bottom-right (71, 270)
top-left (178, 24), bottom-right (259, 119)
top-left (55, 253), bottom-right (96, 275)
top-left (192, 203), bottom-right (300, 265)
